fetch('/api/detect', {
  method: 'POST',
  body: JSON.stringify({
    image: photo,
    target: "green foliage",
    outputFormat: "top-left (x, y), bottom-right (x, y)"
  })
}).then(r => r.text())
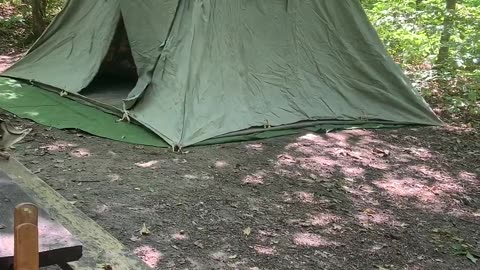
top-left (363, 0), bottom-right (479, 69)
top-left (362, 0), bottom-right (480, 124)
top-left (0, 0), bottom-right (65, 47)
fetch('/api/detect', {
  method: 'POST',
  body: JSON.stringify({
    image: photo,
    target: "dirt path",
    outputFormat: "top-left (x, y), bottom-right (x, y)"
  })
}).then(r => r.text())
top-left (2, 110), bottom-right (478, 270)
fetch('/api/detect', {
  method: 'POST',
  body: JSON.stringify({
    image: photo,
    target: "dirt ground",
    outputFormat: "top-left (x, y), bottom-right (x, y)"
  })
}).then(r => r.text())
top-left (1, 111), bottom-right (478, 270)
top-left (0, 53), bottom-right (22, 73)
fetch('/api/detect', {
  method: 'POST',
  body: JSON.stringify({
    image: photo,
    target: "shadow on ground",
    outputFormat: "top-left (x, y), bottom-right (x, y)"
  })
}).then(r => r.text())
top-left (6, 114), bottom-right (480, 269)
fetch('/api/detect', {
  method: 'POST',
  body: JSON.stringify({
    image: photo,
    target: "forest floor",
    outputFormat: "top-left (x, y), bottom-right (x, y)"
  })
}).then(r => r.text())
top-left (1, 54), bottom-right (480, 269)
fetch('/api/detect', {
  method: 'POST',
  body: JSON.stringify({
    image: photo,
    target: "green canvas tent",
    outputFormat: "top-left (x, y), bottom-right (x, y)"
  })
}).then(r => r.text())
top-left (1, 0), bottom-right (441, 148)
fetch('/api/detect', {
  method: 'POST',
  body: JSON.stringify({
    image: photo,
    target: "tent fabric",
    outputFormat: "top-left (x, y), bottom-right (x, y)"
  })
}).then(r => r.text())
top-left (0, 77), bottom-right (411, 148)
top-left (0, 78), bottom-right (168, 147)
top-left (3, 0), bottom-right (121, 92)
top-left (1, 0), bottom-right (441, 148)
top-left (119, 0), bottom-right (180, 108)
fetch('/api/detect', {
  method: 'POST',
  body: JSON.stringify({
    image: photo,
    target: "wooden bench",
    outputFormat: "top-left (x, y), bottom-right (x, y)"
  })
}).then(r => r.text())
top-left (14, 202), bottom-right (40, 270)
top-left (0, 171), bottom-right (83, 269)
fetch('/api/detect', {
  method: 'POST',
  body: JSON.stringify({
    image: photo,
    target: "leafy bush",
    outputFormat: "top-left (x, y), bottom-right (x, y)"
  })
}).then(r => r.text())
top-left (0, 0), bottom-right (65, 50)
top-left (362, 0), bottom-right (480, 124)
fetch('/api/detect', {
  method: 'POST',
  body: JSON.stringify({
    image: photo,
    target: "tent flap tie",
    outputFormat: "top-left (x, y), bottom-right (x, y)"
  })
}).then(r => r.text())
top-left (116, 102), bottom-right (131, 123)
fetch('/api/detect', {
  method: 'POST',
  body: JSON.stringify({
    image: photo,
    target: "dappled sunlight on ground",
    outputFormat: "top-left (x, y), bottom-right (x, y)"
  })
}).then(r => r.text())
top-left (283, 191), bottom-right (315, 204)
top-left (94, 204), bottom-right (109, 214)
top-left (275, 154), bottom-right (296, 166)
top-left (107, 173), bottom-right (120, 182)
top-left (282, 131), bottom-right (401, 181)
top-left (183, 174), bottom-right (198, 180)
top-left (135, 160), bottom-right (159, 168)
top-left (242, 171), bottom-right (266, 185)
top-left (41, 141), bottom-right (78, 152)
top-left (210, 251), bottom-right (229, 262)
top-left (254, 245), bottom-right (277, 255)
top-left (172, 231), bottom-right (188, 241)
top-left (305, 213), bottom-right (343, 227)
top-left (70, 148), bottom-right (91, 158)
top-left (375, 177), bottom-right (443, 207)
top-left (11, 115), bottom-right (479, 269)
top-left (134, 245), bottom-right (162, 269)
top-left (293, 232), bottom-right (339, 248)
top-left (245, 143), bottom-right (264, 151)
top-left (215, 160), bottom-right (229, 168)
top-left (355, 208), bottom-right (405, 228)
top-left (274, 129), bottom-right (479, 222)
top-left (0, 54), bottom-right (22, 73)
top-left (457, 171), bottom-right (479, 186)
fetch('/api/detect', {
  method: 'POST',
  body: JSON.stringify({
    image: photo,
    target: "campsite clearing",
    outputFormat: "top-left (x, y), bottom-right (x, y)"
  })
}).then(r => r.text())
top-left (0, 1), bottom-right (478, 269)
top-left (4, 111), bottom-right (479, 270)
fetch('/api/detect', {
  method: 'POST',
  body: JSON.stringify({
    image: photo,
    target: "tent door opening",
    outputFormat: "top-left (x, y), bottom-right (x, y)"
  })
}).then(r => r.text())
top-left (81, 17), bottom-right (137, 108)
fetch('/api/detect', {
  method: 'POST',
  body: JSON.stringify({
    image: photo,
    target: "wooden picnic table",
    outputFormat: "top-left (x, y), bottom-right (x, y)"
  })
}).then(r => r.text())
top-left (0, 171), bottom-right (83, 268)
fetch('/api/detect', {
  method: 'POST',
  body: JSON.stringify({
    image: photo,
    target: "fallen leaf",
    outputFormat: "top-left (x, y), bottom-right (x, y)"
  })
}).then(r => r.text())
top-left (140, 223), bottom-right (150, 235)
top-left (134, 187), bottom-right (141, 191)
top-left (228, 255), bottom-right (238, 259)
top-left (466, 251), bottom-right (478, 264)
top-left (243, 227), bottom-right (252, 236)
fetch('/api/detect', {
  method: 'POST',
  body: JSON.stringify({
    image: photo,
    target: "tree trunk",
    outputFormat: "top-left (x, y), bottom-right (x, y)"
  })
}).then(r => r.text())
top-left (31, 0), bottom-right (47, 38)
top-left (436, 0), bottom-right (458, 66)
